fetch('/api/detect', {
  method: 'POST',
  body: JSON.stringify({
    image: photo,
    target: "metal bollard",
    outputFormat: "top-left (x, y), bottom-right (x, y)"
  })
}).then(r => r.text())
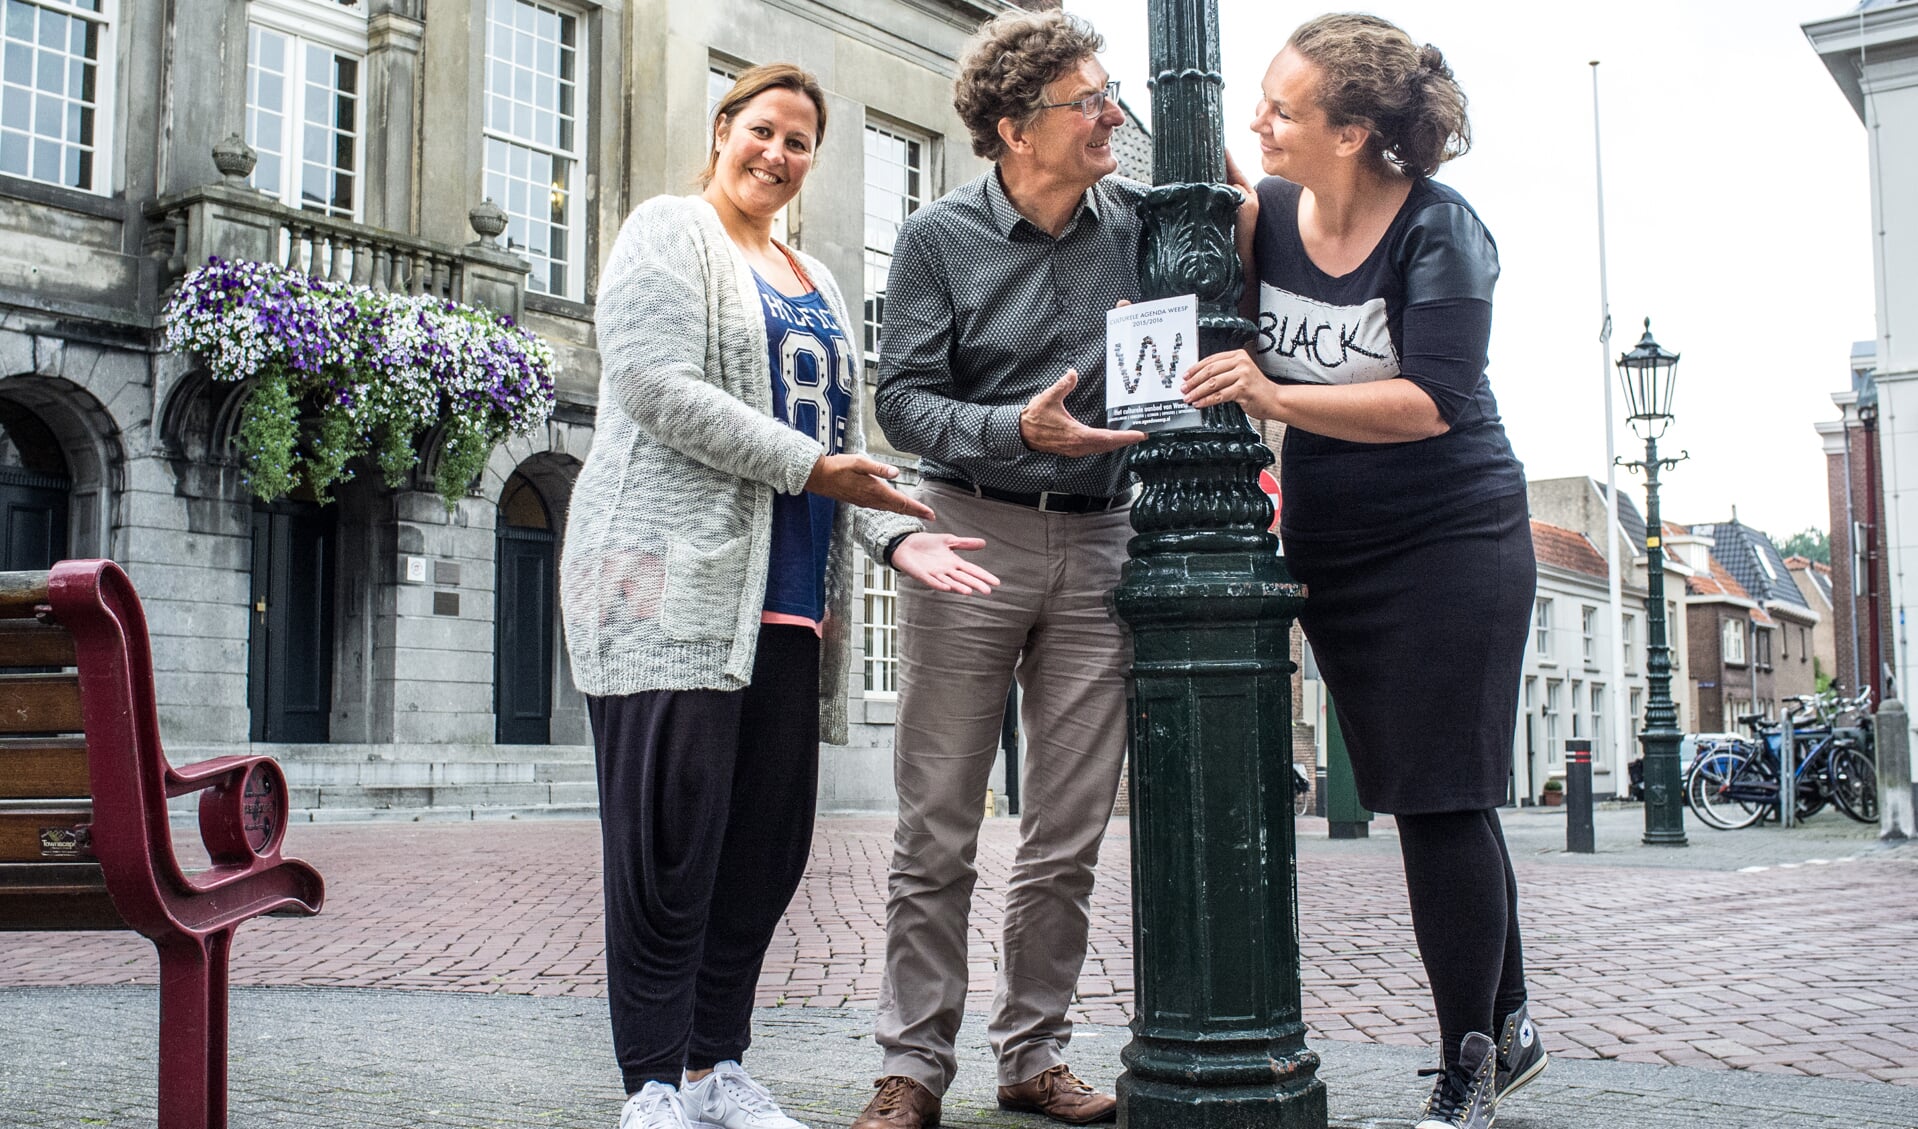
top-left (1324, 693), bottom-right (1371, 839)
top-left (1876, 697), bottom-right (1912, 840)
top-left (1565, 739), bottom-right (1595, 853)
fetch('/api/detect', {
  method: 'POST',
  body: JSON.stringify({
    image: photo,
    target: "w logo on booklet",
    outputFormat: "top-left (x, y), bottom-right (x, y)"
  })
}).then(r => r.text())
top-left (1112, 333), bottom-right (1185, 394)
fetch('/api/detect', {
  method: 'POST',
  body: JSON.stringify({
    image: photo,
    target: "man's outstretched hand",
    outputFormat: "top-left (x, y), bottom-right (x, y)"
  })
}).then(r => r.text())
top-left (891, 534), bottom-right (999, 595)
top-left (1018, 370), bottom-right (1147, 457)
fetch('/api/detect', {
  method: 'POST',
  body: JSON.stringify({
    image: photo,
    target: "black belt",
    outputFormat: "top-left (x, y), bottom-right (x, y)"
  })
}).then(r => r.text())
top-left (925, 475), bottom-right (1130, 514)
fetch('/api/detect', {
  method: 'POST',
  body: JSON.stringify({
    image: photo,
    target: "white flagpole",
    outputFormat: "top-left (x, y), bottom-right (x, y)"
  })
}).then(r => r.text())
top-left (1593, 61), bottom-right (1632, 799)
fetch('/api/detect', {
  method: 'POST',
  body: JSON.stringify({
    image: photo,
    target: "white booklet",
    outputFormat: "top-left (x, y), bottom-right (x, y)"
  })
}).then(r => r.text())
top-left (1106, 293), bottom-right (1202, 431)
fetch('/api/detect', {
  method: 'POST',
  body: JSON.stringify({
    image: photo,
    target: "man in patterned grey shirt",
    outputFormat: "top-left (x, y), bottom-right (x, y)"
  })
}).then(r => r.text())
top-left (855, 11), bottom-right (1143, 1129)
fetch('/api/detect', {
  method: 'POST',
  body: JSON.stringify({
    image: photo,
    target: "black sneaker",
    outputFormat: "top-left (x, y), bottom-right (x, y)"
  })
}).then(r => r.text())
top-left (1415, 1031), bottom-right (1497, 1129)
top-left (1494, 1003), bottom-right (1548, 1105)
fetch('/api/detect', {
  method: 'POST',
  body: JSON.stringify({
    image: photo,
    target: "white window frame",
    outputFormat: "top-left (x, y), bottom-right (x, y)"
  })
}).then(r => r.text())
top-left (1570, 678), bottom-right (1583, 738)
top-left (1622, 613), bottom-right (1636, 672)
top-left (866, 552), bottom-right (901, 693)
top-left (861, 555), bottom-right (899, 700)
top-left (862, 117), bottom-right (928, 368)
top-left (1581, 605), bottom-right (1597, 665)
top-left (1722, 617), bottom-right (1746, 665)
top-left (0, 0), bottom-right (118, 194)
top-left (1590, 682), bottom-right (1605, 757)
top-left (1534, 597), bottom-right (1553, 661)
top-left (1543, 679), bottom-right (1562, 764)
top-left (245, 0), bottom-right (369, 221)
top-left (482, 0), bottom-right (589, 301)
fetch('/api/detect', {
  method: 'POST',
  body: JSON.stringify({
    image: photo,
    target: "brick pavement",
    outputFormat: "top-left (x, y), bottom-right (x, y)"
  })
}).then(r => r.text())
top-left (3, 811), bottom-right (1915, 1088)
top-left (10, 988), bottom-right (1918, 1129)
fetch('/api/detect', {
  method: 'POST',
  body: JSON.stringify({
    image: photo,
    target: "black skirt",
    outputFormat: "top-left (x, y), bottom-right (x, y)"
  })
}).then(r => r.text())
top-left (1285, 491), bottom-right (1535, 814)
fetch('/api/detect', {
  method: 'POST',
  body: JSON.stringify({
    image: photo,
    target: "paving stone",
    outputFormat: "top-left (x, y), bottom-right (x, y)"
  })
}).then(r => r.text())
top-left (1, 807), bottom-right (1914, 1124)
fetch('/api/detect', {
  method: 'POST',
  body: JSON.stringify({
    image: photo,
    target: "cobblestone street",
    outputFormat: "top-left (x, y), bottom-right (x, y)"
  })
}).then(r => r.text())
top-left (3, 807), bottom-right (1915, 1091)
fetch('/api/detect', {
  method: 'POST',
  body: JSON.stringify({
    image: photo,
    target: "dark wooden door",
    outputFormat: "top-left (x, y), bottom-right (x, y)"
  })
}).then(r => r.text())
top-left (494, 525), bottom-right (556, 745)
top-left (249, 502), bottom-right (335, 742)
top-left (0, 467), bottom-right (69, 572)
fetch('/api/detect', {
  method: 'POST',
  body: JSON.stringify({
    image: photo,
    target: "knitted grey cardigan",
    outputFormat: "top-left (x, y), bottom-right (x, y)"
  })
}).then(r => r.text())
top-left (560, 195), bottom-right (920, 743)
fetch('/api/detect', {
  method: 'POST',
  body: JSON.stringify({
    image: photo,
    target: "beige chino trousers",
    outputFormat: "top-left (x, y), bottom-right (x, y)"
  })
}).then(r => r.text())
top-left (875, 481), bottom-right (1132, 1094)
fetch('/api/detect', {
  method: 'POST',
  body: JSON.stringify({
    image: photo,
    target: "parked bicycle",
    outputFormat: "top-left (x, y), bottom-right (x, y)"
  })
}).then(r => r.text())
top-left (1684, 686), bottom-right (1879, 829)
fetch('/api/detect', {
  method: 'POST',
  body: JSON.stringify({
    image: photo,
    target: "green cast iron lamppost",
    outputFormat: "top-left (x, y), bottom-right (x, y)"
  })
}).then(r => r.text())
top-left (1617, 318), bottom-right (1688, 847)
top-left (1109, 1), bottom-right (1326, 1125)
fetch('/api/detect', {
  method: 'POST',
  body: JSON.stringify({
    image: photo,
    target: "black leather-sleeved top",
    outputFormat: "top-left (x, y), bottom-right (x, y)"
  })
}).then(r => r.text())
top-left (1252, 175), bottom-right (1526, 541)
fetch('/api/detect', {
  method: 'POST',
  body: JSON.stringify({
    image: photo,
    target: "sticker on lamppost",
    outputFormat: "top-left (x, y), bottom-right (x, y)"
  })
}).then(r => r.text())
top-left (1106, 294), bottom-right (1202, 431)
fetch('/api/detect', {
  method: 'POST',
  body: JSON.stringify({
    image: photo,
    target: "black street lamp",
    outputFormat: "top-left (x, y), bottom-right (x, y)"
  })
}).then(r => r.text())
top-left (1616, 319), bottom-right (1688, 847)
top-left (1108, 0), bottom-right (1325, 1125)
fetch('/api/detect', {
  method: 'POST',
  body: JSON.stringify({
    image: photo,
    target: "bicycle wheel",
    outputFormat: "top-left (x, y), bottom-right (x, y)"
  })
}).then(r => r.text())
top-left (1686, 750), bottom-right (1768, 830)
top-left (1830, 745), bottom-right (1880, 823)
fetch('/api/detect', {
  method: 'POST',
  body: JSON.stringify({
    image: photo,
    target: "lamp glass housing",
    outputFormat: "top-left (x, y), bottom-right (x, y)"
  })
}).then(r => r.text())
top-left (1617, 318), bottom-right (1680, 440)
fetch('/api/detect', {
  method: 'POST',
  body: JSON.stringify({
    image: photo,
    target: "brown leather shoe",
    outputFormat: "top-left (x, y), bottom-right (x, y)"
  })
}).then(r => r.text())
top-left (995, 1064), bottom-right (1117, 1124)
top-left (851, 1075), bottom-right (941, 1129)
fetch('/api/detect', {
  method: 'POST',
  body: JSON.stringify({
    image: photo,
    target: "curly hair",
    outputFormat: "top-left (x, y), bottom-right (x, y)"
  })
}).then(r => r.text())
top-left (700, 63), bottom-right (829, 187)
top-left (1287, 13), bottom-right (1470, 178)
top-left (953, 10), bottom-right (1105, 161)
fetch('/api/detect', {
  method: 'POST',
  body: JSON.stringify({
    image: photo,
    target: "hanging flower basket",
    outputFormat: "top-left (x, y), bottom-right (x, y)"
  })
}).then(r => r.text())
top-left (162, 256), bottom-right (558, 506)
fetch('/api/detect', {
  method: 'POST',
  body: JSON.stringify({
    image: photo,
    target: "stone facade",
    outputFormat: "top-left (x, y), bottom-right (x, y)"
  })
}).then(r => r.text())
top-left (1806, 1), bottom-right (1918, 817)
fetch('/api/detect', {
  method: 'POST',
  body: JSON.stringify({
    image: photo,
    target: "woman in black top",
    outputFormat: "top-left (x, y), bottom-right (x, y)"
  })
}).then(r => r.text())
top-left (1182, 15), bottom-right (1544, 1129)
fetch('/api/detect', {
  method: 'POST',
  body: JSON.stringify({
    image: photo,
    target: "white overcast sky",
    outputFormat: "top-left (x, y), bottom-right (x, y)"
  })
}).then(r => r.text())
top-left (1064, 0), bottom-right (1876, 540)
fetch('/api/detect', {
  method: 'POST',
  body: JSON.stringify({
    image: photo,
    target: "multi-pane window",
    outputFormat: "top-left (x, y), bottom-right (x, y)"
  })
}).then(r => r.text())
top-left (1581, 605), bottom-right (1597, 664)
top-left (1630, 688), bottom-right (1643, 733)
top-left (246, 13), bottom-right (365, 219)
top-left (1, 0), bottom-right (113, 191)
top-left (1570, 678), bottom-right (1584, 738)
top-left (1590, 682), bottom-right (1605, 757)
top-left (862, 556), bottom-right (899, 698)
top-left (1533, 598), bottom-right (1553, 659)
top-left (1755, 628), bottom-right (1772, 668)
top-left (483, 0), bottom-right (585, 299)
top-left (863, 123), bottom-right (925, 364)
top-left (1543, 680), bottom-right (1562, 763)
top-left (706, 64), bottom-right (734, 122)
top-left (1722, 617), bottom-right (1746, 665)
top-left (1622, 613), bottom-right (1636, 671)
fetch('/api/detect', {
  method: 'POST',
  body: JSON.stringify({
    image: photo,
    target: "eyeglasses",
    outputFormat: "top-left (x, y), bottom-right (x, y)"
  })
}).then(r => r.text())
top-left (1040, 80), bottom-right (1120, 120)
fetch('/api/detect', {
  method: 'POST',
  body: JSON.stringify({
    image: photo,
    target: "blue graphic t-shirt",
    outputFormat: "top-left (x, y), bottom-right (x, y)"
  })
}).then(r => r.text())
top-left (754, 268), bottom-right (854, 626)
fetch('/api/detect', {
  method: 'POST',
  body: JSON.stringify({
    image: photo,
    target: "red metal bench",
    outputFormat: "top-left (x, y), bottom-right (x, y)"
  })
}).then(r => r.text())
top-left (0, 559), bottom-right (325, 1129)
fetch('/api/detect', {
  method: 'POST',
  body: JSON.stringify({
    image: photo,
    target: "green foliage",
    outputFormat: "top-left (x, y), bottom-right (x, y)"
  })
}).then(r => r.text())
top-left (164, 257), bottom-right (557, 507)
top-left (1814, 656), bottom-right (1832, 694)
top-left (235, 365), bottom-right (299, 502)
top-left (434, 417), bottom-right (500, 511)
top-left (1773, 527), bottom-right (1830, 565)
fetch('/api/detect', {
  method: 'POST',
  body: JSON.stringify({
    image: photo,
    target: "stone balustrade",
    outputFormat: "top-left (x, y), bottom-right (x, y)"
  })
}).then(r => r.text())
top-left (144, 141), bottom-right (529, 321)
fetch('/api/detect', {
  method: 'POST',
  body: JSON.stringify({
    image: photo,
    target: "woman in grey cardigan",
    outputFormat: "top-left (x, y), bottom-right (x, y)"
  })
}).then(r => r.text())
top-left (560, 65), bottom-right (997, 1129)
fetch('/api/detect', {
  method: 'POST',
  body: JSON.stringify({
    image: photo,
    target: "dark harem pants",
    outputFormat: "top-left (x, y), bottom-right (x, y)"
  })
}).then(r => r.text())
top-left (588, 624), bottom-right (820, 1094)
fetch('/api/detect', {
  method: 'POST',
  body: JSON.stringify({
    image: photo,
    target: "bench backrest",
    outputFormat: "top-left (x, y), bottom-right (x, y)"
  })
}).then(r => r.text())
top-left (0, 570), bottom-right (125, 928)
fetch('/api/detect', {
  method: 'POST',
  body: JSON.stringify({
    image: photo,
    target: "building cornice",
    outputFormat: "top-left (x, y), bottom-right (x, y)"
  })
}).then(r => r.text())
top-left (1804, 1), bottom-right (1918, 120)
top-left (1817, 417), bottom-right (1850, 455)
top-left (754, 0), bottom-right (1014, 75)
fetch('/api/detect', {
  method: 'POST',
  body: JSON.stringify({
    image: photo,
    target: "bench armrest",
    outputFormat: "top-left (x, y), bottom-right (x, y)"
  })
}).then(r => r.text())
top-left (165, 754), bottom-right (268, 797)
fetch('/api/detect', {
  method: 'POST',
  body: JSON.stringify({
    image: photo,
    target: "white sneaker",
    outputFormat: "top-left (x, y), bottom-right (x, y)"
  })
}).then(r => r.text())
top-left (682, 1061), bottom-right (807, 1129)
top-left (621, 1081), bottom-right (694, 1129)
